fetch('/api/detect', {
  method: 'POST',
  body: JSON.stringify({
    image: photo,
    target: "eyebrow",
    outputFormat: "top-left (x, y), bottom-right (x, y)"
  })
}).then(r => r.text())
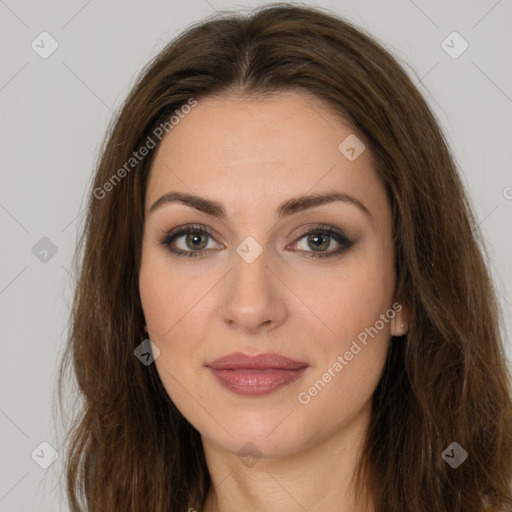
top-left (148, 190), bottom-right (372, 220)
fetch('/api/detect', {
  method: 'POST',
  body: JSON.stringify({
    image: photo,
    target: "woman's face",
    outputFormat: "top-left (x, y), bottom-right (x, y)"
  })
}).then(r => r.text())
top-left (139, 90), bottom-right (404, 459)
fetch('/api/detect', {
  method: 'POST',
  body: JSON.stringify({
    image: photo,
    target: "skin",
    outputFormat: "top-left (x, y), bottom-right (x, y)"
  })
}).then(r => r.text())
top-left (139, 90), bottom-right (408, 512)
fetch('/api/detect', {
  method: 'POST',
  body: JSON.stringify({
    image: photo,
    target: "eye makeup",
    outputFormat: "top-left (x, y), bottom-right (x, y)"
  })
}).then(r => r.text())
top-left (158, 222), bottom-right (355, 260)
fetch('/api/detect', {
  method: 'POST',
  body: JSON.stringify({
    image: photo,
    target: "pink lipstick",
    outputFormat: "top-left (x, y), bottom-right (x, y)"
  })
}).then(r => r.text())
top-left (206, 352), bottom-right (309, 396)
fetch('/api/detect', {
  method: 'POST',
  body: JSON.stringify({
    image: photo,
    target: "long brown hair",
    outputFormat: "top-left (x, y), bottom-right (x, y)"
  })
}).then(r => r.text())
top-left (56, 3), bottom-right (512, 510)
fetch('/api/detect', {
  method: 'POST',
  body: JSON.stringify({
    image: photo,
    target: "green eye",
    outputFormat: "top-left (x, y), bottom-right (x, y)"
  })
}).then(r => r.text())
top-left (159, 223), bottom-right (354, 259)
top-left (289, 225), bottom-right (354, 259)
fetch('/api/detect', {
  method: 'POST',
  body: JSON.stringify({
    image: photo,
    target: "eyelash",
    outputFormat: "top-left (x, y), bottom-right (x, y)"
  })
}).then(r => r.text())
top-left (158, 223), bottom-right (354, 260)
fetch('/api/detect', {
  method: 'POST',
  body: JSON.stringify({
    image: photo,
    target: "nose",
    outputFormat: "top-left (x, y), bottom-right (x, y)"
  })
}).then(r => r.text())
top-left (220, 244), bottom-right (288, 336)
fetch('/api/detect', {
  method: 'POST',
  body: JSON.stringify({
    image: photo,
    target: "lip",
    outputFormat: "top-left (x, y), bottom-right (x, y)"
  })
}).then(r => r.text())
top-left (207, 352), bottom-right (308, 370)
top-left (206, 352), bottom-right (309, 396)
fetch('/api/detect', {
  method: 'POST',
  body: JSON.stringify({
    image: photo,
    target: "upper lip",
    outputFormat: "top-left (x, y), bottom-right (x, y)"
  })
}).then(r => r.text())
top-left (206, 352), bottom-right (308, 370)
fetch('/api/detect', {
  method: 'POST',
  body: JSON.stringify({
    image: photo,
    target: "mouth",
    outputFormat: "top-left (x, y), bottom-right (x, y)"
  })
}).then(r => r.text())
top-left (205, 352), bottom-right (309, 396)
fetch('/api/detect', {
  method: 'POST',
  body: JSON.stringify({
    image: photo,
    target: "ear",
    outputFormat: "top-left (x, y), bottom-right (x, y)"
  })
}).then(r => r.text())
top-left (390, 303), bottom-right (409, 337)
top-left (144, 325), bottom-right (148, 333)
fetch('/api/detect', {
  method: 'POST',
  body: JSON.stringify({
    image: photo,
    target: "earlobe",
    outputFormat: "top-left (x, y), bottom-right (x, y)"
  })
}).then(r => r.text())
top-left (391, 306), bottom-right (409, 337)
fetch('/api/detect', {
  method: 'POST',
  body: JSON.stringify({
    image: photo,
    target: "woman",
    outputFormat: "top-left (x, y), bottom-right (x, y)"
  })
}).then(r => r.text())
top-left (57, 3), bottom-right (512, 511)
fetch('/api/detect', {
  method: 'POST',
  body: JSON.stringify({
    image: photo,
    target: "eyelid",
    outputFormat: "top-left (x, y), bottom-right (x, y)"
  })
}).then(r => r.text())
top-left (160, 223), bottom-right (218, 244)
top-left (292, 223), bottom-right (350, 242)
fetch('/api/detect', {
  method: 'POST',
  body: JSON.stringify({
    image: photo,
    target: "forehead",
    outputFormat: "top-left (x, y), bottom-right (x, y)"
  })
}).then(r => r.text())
top-left (146, 90), bottom-right (387, 222)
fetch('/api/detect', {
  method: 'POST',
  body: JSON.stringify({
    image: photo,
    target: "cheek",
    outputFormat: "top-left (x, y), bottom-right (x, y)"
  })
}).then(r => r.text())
top-left (139, 245), bottom-right (184, 341)
top-left (139, 270), bottom-right (170, 339)
top-left (296, 273), bottom-right (393, 434)
top-left (138, 246), bottom-right (212, 368)
top-left (309, 245), bottom-right (394, 399)
top-left (302, 244), bottom-right (395, 345)
top-left (139, 253), bottom-right (198, 400)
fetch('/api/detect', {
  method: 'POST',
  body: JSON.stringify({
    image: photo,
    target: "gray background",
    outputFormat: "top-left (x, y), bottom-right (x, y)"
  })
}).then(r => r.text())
top-left (1, 0), bottom-right (511, 510)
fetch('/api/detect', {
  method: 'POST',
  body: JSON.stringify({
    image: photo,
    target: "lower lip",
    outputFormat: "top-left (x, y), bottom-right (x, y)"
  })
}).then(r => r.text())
top-left (207, 367), bottom-right (308, 396)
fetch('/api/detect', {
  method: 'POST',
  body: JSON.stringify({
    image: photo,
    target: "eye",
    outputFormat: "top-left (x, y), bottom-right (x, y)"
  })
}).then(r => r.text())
top-left (159, 223), bottom-right (354, 259)
top-left (288, 224), bottom-right (354, 259)
top-left (159, 224), bottom-right (222, 258)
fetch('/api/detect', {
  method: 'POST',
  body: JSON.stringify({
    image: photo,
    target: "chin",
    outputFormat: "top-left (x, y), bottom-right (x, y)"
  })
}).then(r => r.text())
top-left (198, 405), bottom-right (317, 460)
